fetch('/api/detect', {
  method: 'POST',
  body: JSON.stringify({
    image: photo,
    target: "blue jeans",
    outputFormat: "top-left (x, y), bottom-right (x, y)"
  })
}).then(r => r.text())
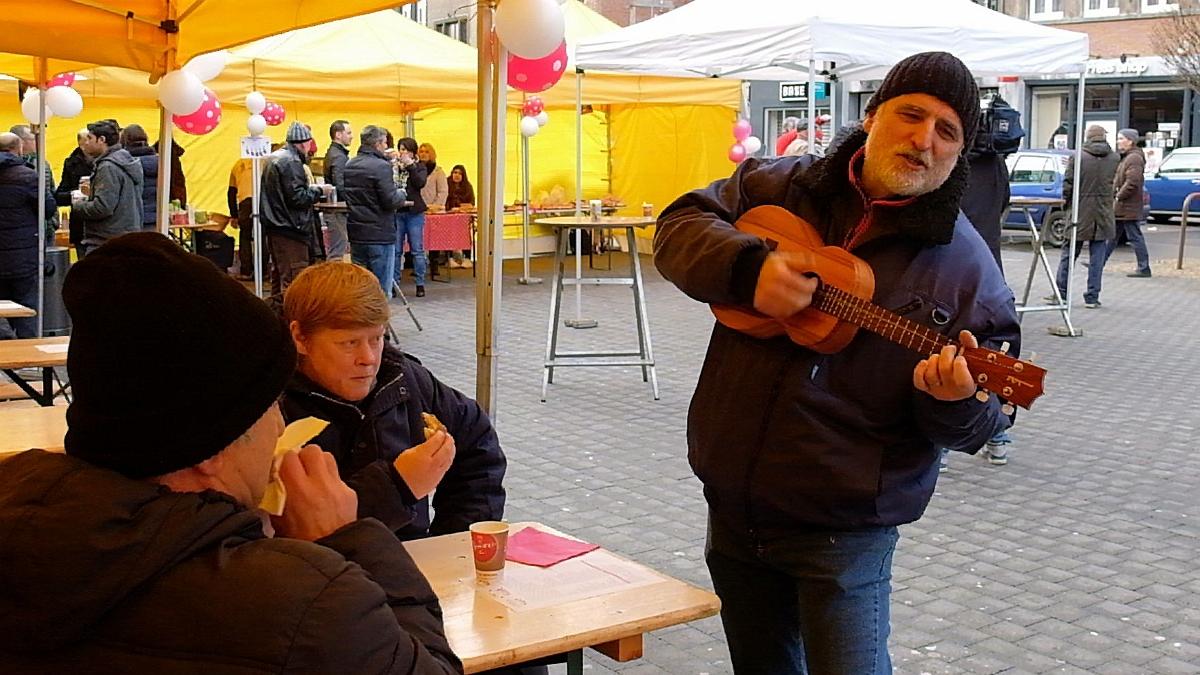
top-left (394, 212), bottom-right (427, 286)
top-left (351, 242), bottom-right (396, 297)
top-left (706, 515), bottom-right (898, 675)
top-left (1105, 219), bottom-right (1151, 274)
top-left (1055, 238), bottom-right (1106, 304)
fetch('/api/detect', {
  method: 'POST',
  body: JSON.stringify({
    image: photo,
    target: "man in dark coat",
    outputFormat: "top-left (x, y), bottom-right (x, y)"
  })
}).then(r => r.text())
top-left (0, 132), bottom-right (54, 339)
top-left (345, 124), bottom-right (407, 294)
top-left (261, 121), bottom-right (330, 299)
top-left (323, 119), bottom-right (353, 260)
top-left (1108, 127), bottom-right (1152, 278)
top-left (55, 128), bottom-right (94, 247)
top-left (279, 261), bottom-right (505, 540)
top-left (1054, 125), bottom-right (1119, 308)
top-left (0, 234), bottom-right (462, 674)
top-left (120, 124), bottom-right (159, 230)
top-left (71, 120), bottom-right (144, 256)
top-left (153, 137), bottom-right (187, 207)
top-left (654, 52), bottom-right (1019, 674)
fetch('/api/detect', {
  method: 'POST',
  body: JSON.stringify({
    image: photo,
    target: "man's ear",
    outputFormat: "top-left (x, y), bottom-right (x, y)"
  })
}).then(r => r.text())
top-left (862, 111), bottom-right (876, 134)
top-left (288, 321), bottom-right (308, 356)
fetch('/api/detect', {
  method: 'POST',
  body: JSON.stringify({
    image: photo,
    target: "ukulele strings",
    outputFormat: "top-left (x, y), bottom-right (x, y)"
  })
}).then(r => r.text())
top-left (813, 284), bottom-right (952, 357)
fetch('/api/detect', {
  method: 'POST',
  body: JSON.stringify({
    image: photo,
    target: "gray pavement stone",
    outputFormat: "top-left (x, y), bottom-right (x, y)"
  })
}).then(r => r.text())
top-left (390, 226), bottom-right (1200, 674)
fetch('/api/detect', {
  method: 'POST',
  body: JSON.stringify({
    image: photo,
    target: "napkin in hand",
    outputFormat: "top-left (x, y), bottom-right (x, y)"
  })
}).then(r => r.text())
top-left (505, 527), bottom-right (600, 567)
top-left (258, 417), bottom-right (329, 516)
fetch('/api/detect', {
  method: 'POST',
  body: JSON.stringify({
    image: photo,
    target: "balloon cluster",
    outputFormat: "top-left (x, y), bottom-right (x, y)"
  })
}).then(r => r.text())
top-left (159, 51), bottom-right (228, 135)
top-left (21, 72), bottom-right (84, 124)
top-left (519, 97), bottom-right (550, 138)
top-left (243, 92), bottom-right (285, 136)
top-left (728, 119), bottom-right (762, 163)
top-left (496, 0), bottom-right (569, 94)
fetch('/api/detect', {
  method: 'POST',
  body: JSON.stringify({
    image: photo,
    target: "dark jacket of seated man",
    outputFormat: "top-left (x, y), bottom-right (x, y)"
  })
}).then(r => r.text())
top-left (282, 344), bottom-right (507, 539)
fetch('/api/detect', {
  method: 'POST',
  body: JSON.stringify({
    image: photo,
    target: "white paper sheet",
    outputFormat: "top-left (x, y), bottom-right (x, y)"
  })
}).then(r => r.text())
top-left (485, 549), bottom-right (666, 611)
top-left (35, 344), bottom-right (69, 354)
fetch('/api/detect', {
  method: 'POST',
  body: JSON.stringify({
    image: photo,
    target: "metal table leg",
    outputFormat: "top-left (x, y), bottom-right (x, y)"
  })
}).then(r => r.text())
top-left (566, 649), bottom-right (584, 675)
top-left (391, 280), bottom-right (423, 332)
top-left (626, 227), bottom-right (659, 400)
top-left (542, 228), bottom-right (568, 401)
top-left (2, 367), bottom-right (55, 406)
top-left (1015, 205), bottom-right (1078, 336)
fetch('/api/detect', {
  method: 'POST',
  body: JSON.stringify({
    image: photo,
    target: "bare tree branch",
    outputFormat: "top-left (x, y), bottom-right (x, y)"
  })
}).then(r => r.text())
top-left (1153, 10), bottom-right (1200, 92)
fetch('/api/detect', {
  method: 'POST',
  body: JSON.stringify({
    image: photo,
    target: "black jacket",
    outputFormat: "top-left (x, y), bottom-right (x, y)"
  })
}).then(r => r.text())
top-left (962, 149), bottom-right (1010, 272)
top-left (324, 141), bottom-right (351, 196)
top-left (345, 147), bottom-right (408, 245)
top-left (655, 128), bottom-right (1018, 535)
top-left (0, 450), bottom-right (463, 674)
top-left (1063, 139), bottom-right (1119, 241)
top-left (0, 152), bottom-right (54, 279)
top-left (281, 347), bottom-right (506, 540)
top-left (55, 147), bottom-right (93, 245)
top-left (153, 139), bottom-right (187, 207)
top-left (72, 144), bottom-right (145, 248)
top-left (261, 144), bottom-right (321, 242)
top-left (397, 158), bottom-right (428, 215)
top-left (126, 143), bottom-right (160, 227)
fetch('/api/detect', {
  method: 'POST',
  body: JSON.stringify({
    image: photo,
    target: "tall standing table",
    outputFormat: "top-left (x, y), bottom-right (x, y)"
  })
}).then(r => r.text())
top-left (1010, 196), bottom-right (1076, 335)
top-left (534, 216), bottom-right (659, 401)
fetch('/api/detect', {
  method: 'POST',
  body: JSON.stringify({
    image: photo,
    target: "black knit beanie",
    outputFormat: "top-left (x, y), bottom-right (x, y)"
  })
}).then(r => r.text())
top-left (865, 51), bottom-right (981, 150)
top-left (63, 232), bottom-right (296, 478)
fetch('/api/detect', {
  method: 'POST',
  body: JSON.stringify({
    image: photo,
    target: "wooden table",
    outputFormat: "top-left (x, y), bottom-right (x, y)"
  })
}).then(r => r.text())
top-left (404, 522), bottom-right (719, 674)
top-left (0, 405), bottom-right (66, 458)
top-left (0, 300), bottom-right (36, 319)
top-left (534, 217), bottom-right (660, 401)
top-left (0, 336), bottom-right (70, 406)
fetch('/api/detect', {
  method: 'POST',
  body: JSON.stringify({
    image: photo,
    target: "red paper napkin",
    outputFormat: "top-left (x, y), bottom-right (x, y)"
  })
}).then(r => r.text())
top-left (505, 527), bottom-right (600, 567)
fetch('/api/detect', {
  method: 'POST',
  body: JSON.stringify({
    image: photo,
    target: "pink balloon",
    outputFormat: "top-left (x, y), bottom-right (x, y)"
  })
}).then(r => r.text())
top-left (523, 96), bottom-right (545, 117)
top-left (732, 119), bottom-right (752, 142)
top-left (507, 41), bottom-right (568, 94)
top-left (46, 72), bottom-right (76, 88)
top-left (262, 102), bottom-right (286, 126)
top-left (728, 143), bottom-right (747, 163)
top-left (172, 87), bottom-right (222, 135)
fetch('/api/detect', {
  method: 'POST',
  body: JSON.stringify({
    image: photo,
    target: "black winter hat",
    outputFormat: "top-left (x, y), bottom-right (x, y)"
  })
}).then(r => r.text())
top-left (865, 51), bottom-right (981, 150)
top-left (63, 232), bottom-right (296, 478)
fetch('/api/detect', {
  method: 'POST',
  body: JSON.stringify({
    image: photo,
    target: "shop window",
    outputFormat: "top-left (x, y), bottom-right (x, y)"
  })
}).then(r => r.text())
top-left (1031, 89), bottom-right (1072, 149)
top-left (1131, 87), bottom-right (1184, 150)
top-left (1142, 0), bottom-right (1178, 13)
top-left (764, 108), bottom-right (829, 157)
top-left (1084, 0), bottom-right (1119, 18)
top-left (1084, 85), bottom-right (1120, 113)
top-left (1030, 0), bottom-right (1063, 20)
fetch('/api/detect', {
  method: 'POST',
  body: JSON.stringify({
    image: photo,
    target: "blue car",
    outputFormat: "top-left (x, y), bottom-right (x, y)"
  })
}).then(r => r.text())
top-left (1144, 147), bottom-right (1200, 223)
top-left (1003, 149), bottom-right (1073, 246)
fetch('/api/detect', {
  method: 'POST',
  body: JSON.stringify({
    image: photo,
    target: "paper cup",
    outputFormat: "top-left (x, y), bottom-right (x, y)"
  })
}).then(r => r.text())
top-left (470, 521), bottom-right (509, 581)
top-left (589, 199), bottom-right (603, 222)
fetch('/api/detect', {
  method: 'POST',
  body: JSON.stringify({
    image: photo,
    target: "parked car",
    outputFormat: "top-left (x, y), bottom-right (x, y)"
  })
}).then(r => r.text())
top-left (1002, 148), bottom-right (1150, 246)
top-left (1144, 146), bottom-right (1200, 223)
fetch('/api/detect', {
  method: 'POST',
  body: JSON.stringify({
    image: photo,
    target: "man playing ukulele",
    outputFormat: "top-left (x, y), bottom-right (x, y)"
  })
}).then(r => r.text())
top-left (654, 52), bottom-right (1020, 675)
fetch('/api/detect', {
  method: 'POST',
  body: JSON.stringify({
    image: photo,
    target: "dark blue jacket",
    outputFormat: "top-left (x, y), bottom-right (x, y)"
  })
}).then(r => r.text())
top-left (0, 152), bottom-right (54, 279)
top-left (344, 146), bottom-right (406, 245)
top-left (126, 143), bottom-right (159, 227)
top-left (655, 128), bottom-right (1019, 536)
top-left (280, 346), bottom-right (505, 540)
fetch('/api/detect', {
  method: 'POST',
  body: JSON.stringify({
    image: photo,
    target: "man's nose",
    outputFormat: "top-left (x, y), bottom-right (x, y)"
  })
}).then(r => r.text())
top-left (910, 121), bottom-right (936, 151)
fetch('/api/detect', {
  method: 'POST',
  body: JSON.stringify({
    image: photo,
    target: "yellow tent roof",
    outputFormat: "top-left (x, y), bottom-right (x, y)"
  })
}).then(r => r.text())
top-left (0, 0), bottom-right (414, 81)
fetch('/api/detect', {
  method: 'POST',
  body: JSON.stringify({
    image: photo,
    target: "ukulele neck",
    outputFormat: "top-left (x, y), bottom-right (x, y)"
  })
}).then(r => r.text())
top-left (812, 283), bottom-right (951, 357)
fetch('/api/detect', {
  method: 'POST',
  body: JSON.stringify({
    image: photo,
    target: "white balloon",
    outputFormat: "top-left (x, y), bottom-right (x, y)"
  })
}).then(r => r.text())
top-left (743, 135), bottom-right (763, 155)
top-left (520, 115), bottom-right (540, 138)
top-left (45, 86), bottom-right (84, 118)
top-left (535, 110), bottom-right (549, 127)
top-left (158, 70), bottom-right (205, 115)
top-left (182, 50), bottom-right (228, 82)
top-left (245, 91), bottom-right (267, 115)
top-left (495, 0), bottom-right (565, 60)
top-left (20, 89), bottom-right (53, 124)
top-left (247, 114), bottom-right (267, 136)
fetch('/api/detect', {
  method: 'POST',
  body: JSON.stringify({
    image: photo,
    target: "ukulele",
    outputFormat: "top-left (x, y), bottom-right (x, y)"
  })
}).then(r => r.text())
top-left (711, 206), bottom-right (1046, 410)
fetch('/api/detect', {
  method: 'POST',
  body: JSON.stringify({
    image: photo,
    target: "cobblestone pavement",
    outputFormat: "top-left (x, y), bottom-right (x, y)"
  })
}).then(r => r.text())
top-left (394, 225), bottom-right (1200, 675)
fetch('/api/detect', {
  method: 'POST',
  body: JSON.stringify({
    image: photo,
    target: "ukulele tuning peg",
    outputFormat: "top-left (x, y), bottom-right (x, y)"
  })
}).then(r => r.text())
top-left (1001, 403), bottom-right (1015, 416)
top-left (975, 390), bottom-right (990, 404)
top-left (999, 341), bottom-right (1010, 354)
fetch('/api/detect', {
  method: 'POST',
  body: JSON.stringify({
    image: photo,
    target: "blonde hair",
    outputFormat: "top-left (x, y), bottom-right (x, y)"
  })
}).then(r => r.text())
top-left (418, 142), bottom-right (437, 162)
top-left (284, 262), bottom-right (390, 335)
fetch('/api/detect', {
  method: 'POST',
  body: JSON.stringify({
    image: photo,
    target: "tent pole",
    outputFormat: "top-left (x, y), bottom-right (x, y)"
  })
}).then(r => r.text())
top-left (157, 106), bottom-right (173, 235)
top-left (807, 58), bottom-right (816, 151)
top-left (1061, 70), bottom-right (1086, 337)
top-left (35, 57), bottom-right (47, 338)
top-left (252, 155), bottom-right (263, 297)
top-left (518, 104), bottom-right (540, 285)
top-left (566, 68), bottom-right (595, 328)
top-left (475, 0), bottom-right (506, 416)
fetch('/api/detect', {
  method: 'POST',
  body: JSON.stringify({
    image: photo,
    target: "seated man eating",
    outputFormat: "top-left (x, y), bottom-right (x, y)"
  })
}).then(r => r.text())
top-left (280, 261), bottom-right (506, 538)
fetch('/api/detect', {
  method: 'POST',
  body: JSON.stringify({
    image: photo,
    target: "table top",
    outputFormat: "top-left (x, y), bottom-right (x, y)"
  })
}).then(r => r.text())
top-left (404, 522), bottom-right (719, 673)
top-left (1009, 196), bottom-right (1065, 206)
top-left (534, 216), bottom-right (656, 229)
top-left (0, 336), bottom-right (69, 369)
top-left (0, 405), bottom-right (66, 457)
top-left (168, 221), bottom-right (224, 231)
top-left (0, 300), bottom-right (36, 318)
top-left (317, 201), bottom-right (414, 211)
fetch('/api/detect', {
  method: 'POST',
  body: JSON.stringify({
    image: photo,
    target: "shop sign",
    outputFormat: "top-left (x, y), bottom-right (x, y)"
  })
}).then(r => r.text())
top-left (779, 81), bottom-right (827, 102)
top-left (1085, 61), bottom-right (1150, 76)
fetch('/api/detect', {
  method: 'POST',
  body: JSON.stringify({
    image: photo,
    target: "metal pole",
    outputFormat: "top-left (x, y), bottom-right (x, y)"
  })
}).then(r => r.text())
top-left (35, 57), bottom-right (47, 338)
top-left (518, 128), bottom-right (541, 285)
top-left (565, 69), bottom-right (596, 329)
top-left (1179, 192), bottom-right (1197, 271)
top-left (807, 58), bottom-right (816, 152)
top-left (252, 155), bottom-right (263, 297)
top-left (1066, 72), bottom-right (1086, 328)
top-left (157, 105), bottom-right (174, 235)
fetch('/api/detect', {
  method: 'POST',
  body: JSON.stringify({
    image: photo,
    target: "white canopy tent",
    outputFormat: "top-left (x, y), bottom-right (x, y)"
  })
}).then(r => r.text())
top-left (577, 0), bottom-right (1093, 335)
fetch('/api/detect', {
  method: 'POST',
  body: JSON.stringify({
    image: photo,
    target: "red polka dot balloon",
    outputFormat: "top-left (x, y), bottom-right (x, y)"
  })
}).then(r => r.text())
top-left (262, 102), bottom-right (286, 126)
top-left (172, 87), bottom-right (222, 135)
top-left (46, 72), bottom-right (76, 88)
top-left (522, 97), bottom-right (545, 117)
top-left (507, 40), bottom-right (567, 94)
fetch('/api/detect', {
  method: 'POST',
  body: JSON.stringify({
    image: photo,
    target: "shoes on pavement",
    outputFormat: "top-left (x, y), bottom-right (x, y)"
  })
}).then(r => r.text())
top-left (1084, 300), bottom-right (1102, 309)
top-left (415, 285), bottom-right (426, 298)
top-left (983, 447), bottom-right (1008, 465)
top-left (1126, 270), bottom-right (1151, 278)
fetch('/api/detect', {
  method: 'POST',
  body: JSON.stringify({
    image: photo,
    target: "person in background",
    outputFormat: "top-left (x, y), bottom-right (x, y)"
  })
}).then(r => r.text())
top-left (775, 117), bottom-right (801, 156)
top-left (261, 122), bottom-right (330, 300)
top-left (445, 164), bottom-right (474, 268)
top-left (0, 234), bottom-right (462, 674)
top-left (1109, 127), bottom-right (1152, 279)
top-left (11, 124), bottom-right (57, 234)
top-left (393, 137), bottom-right (429, 297)
top-left (153, 137), bottom-right (187, 207)
top-left (1052, 125), bottom-right (1118, 309)
top-left (55, 128), bottom-right (94, 249)
top-left (228, 156), bottom-right (257, 280)
top-left (72, 120), bottom-right (144, 256)
top-left (0, 132), bottom-right (55, 339)
top-left (323, 120), bottom-right (353, 262)
top-left (418, 143), bottom-right (449, 273)
top-left (344, 124), bottom-right (407, 295)
top-left (119, 124), bottom-right (159, 231)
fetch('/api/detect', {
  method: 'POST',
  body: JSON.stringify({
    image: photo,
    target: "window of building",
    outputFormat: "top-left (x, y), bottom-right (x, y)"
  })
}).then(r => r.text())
top-left (1142, 0), bottom-right (1178, 13)
top-left (397, 0), bottom-right (428, 25)
top-left (1031, 88), bottom-right (1072, 149)
top-left (435, 18), bottom-right (469, 43)
top-left (1130, 86), bottom-right (1184, 150)
top-left (1030, 0), bottom-right (1063, 21)
top-left (973, 0), bottom-right (1001, 9)
top-left (1084, 84), bottom-right (1120, 113)
top-left (1083, 0), bottom-right (1119, 18)
top-left (764, 107), bottom-right (829, 156)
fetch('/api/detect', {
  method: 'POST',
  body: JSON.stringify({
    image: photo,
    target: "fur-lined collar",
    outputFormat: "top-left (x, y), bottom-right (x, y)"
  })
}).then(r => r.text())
top-left (797, 127), bottom-right (967, 246)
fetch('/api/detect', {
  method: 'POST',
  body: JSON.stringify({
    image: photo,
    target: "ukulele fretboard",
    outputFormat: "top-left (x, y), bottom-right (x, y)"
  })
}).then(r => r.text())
top-left (813, 283), bottom-right (951, 357)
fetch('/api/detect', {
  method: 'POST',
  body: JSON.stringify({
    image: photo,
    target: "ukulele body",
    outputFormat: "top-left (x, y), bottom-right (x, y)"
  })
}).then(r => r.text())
top-left (712, 205), bottom-right (875, 354)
